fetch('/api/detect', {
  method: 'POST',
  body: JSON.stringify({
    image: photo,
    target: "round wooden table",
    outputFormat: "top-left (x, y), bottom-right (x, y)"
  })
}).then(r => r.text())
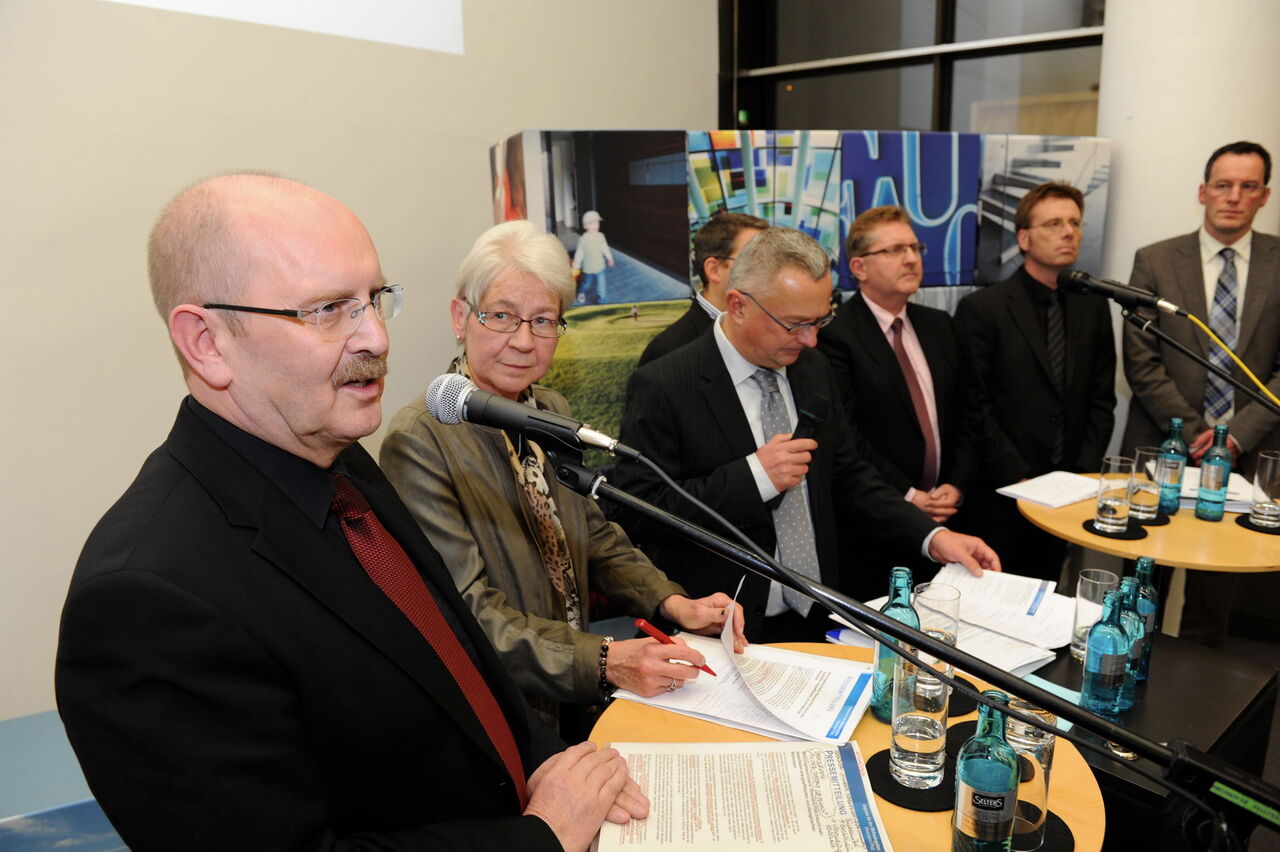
top-left (1018, 490), bottom-right (1280, 572)
top-left (591, 643), bottom-right (1104, 851)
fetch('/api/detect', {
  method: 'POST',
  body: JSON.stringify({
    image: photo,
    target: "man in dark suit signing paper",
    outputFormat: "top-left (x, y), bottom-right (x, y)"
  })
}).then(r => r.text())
top-left (55, 174), bottom-right (646, 851)
top-left (614, 226), bottom-right (1000, 643)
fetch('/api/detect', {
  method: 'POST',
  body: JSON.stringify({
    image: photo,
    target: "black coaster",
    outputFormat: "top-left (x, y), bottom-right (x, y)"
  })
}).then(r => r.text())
top-left (1132, 510), bottom-right (1171, 526)
top-left (1236, 513), bottom-right (1280, 535)
top-left (945, 720), bottom-right (977, 756)
top-left (1081, 519), bottom-right (1148, 540)
top-left (1012, 808), bottom-right (1075, 852)
top-left (865, 748), bottom-right (956, 811)
top-left (948, 677), bottom-right (979, 717)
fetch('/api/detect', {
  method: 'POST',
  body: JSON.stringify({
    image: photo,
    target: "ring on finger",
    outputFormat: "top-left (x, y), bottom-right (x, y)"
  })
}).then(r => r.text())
top-left (666, 677), bottom-right (677, 692)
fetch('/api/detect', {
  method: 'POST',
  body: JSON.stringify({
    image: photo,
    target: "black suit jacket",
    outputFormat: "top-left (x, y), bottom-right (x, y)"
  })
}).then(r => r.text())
top-left (817, 293), bottom-right (976, 494)
top-left (56, 401), bottom-right (560, 851)
top-left (953, 267), bottom-right (1116, 484)
top-left (637, 301), bottom-right (714, 367)
top-left (614, 332), bottom-right (938, 632)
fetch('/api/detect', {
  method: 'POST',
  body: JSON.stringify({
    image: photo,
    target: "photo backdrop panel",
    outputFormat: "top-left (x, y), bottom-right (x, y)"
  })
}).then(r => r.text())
top-left (839, 131), bottom-right (982, 290)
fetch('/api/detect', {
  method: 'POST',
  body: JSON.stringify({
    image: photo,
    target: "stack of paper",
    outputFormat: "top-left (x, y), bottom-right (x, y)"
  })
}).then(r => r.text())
top-left (595, 741), bottom-right (892, 851)
top-left (613, 614), bottom-right (874, 744)
top-left (829, 563), bottom-right (1073, 678)
top-left (1180, 466), bottom-right (1253, 513)
top-left (995, 470), bottom-right (1098, 507)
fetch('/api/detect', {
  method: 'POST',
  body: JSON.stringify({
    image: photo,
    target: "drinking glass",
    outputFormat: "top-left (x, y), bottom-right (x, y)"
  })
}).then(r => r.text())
top-left (1129, 447), bottom-right (1162, 521)
top-left (890, 650), bottom-right (951, 789)
top-left (1070, 568), bottom-right (1119, 661)
top-left (1250, 450), bottom-right (1280, 529)
top-left (913, 582), bottom-right (960, 648)
top-left (1094, 456), bottom-right (1135, 533)
top-left (1006, 698), bottom-right (1057, 851)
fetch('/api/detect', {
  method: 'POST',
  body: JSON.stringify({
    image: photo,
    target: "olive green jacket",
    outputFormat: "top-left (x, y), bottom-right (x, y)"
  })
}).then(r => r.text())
top-left (380, 383), bottom-right (684, 727)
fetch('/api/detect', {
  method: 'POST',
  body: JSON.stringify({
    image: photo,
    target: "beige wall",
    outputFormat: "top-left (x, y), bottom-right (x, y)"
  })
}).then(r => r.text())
top-left (0, 0), bottom-right (716, 719)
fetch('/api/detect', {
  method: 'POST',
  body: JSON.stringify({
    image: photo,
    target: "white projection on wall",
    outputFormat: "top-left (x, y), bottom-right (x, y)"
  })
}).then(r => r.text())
top-left (101, 0), bottom-right (465, 55)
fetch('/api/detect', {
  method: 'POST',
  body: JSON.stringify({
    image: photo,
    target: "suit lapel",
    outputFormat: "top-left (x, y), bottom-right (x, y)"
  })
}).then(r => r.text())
top-left (1005, 283), bottom-right (1056, 391)
top-left (171, 409), bottom-right (515, 782)
top-left (908, 304), bottom-right (950, 430)
top-left (852, 296), bottom-right (917, 420)
top-left (696, 334), bottom-right (759, 456)
top-left (1239, 234), bottom-right (1278, 353)
top-left (1173, 234), bottom-right (1212, 358)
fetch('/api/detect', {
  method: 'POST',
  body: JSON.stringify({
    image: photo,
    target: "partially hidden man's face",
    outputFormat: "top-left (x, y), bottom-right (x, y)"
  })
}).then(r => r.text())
top-left (727, 266), bottom-right (833, 370)
top-left (1017, 196), bottom-right (1083, 272)
top-left (217, 201), bottom-right (389, 465)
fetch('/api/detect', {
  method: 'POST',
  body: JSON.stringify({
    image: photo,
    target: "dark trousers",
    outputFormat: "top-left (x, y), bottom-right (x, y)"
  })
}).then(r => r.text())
top-left (1179, 570), bottom-right (1240, 649)
top-left (758, 606), bottom-right (834, 644)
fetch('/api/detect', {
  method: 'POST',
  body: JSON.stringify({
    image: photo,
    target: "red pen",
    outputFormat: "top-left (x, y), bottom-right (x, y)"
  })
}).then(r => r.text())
top-left (634, 618), bottom-right (717, 676)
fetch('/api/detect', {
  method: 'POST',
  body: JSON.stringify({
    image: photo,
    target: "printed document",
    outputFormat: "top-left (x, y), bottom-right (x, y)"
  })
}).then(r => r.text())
top-left (996, 470), bottom-right (1097, 507)
top-left (594, 741), bottom-right (892, 851)
top-left (612, 616), bottom-right (873, 744)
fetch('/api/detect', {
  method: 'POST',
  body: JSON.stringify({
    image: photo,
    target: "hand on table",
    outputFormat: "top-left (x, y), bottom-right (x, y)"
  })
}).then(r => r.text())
top-left (606, 637), bottom-right (707, 696)
top-left (525, 741), bottom-right (649, 851)
top-left (660, 593), bottom-right (748, 653)
top-left (928, 529), bottom-right (1001, 576)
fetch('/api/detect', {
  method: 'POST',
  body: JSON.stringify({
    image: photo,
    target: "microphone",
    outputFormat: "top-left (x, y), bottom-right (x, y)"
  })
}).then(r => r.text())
top-left (425, 373), bottom-right (641, 460)
top-left (1057, 269), bottom-right (1184, 315)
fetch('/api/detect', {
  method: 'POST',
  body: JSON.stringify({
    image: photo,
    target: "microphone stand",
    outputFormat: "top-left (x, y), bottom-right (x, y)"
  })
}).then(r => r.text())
top-left (554, 460), bottom-right (1280, 847)
top-left (1121, 308), bottom-right (1280, 417)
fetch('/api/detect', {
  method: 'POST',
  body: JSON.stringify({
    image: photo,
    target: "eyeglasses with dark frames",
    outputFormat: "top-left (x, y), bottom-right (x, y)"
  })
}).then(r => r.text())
top-left (467, 303), bottom-right (567, 338)
top-left (203, 284), bottom-right (403, 341)
top-left (740, 291), bottom-right (836, 335)
top-left (857, 242), bottom-right (929, 260)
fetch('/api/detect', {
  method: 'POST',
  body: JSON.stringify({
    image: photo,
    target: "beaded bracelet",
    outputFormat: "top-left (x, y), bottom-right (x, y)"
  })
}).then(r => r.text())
top-left (598, 636), bottom-right (614, 695)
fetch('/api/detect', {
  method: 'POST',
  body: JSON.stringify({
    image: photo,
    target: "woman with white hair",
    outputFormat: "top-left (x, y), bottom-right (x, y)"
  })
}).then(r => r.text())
top-left (381, 220), bottom-right (744, 735)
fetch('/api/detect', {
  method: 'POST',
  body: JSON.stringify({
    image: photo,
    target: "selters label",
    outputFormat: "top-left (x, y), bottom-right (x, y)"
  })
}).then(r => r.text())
top-left (954, 780), bottom-right (1015, 841)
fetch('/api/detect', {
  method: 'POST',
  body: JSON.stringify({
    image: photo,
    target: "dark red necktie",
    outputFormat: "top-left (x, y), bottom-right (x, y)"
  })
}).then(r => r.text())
top-left (330, 474), bottom-right (528, 807)
top-left (891, 317), bottom-right (940, 491)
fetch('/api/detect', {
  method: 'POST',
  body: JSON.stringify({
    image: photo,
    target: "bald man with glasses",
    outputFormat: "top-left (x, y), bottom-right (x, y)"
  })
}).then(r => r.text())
top-left (614, 227), bottom-right (999, 643)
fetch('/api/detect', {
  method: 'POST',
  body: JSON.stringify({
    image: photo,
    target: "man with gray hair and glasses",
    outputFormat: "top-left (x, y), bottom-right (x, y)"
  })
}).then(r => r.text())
top-left (1121, 140), bottom-right (1279, 648)
top-left (56, 173), bottom-right (647, 851)
top-left (615, 227), bottom-right (1000, 643)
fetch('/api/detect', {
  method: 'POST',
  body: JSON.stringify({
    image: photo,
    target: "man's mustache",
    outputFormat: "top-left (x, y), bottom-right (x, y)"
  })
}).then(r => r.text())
top-left (332, 354), bottom-right (388, 388)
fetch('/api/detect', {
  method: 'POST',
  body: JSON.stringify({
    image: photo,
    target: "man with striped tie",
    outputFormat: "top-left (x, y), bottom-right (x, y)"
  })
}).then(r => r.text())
top-left (1122, 141), bottom-right (1278, 647)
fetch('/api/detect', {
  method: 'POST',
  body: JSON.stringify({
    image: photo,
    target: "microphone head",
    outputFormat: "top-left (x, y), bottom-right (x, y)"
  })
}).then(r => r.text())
top-left (1057, 268), bottom-right (1089, 294)
top-left (425, 373), bottom-right (474, 425)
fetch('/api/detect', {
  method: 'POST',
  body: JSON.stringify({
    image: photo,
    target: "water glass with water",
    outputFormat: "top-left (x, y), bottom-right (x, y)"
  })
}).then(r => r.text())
top-left (913, 582), bottom-right (960, 648)
top-left (1251, 450), bottom-right (1280, 529)
top-left (890, 650), bottom-right (951, 789)
top-left (1094, 456), bottom-right (1135, 533)
top-left (1071, 568), bottom-right (1119, 661)
top-left (1129, 447), bottom-right (1162, 521)
top-left (1006, 699), bottom-right (1057, 851)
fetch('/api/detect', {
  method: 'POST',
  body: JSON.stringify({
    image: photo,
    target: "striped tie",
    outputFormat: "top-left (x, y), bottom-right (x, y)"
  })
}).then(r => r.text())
top-left (1204, 248), bottom-right (1238, 420)
top-left (1046, 290), bottom-right (1066, 465)
top-left (751, 368), bottom-right (822, 616)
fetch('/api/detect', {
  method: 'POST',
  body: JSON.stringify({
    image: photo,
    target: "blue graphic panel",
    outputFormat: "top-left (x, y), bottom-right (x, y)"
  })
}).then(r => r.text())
top-left (840, 131), bottom-right (981, 289)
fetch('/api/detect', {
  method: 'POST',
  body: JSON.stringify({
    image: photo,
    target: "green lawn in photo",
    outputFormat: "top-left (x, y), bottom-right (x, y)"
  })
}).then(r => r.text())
top-left (542, 300), bottom-right (689, 464)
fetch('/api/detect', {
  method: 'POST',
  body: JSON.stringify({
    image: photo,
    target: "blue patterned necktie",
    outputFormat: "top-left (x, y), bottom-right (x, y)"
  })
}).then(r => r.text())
top-left (1204, 247), bottom-right (1238, 420)
top-left (750, 368), bottom-right (822, 616)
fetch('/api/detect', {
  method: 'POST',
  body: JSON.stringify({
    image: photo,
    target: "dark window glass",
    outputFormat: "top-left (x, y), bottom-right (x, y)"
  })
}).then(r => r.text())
top-left (742, 0), bottom-right (937, 67)
top-left (954, 0), bottom-right (1104, 41)
top-left (767, 64), bottom-right (933, 131)
top-left (950, 46), bottom-right (1101, 135)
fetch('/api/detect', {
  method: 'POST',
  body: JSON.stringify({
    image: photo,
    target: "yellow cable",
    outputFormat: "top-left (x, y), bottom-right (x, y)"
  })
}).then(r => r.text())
top-left (1185, 312), bottom-right (1280, 408)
